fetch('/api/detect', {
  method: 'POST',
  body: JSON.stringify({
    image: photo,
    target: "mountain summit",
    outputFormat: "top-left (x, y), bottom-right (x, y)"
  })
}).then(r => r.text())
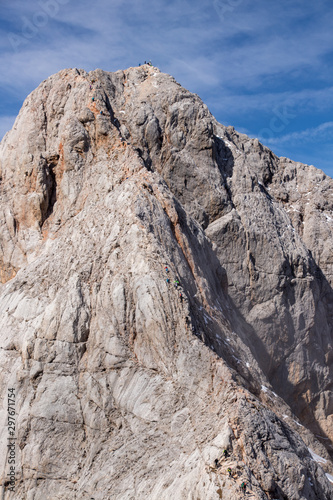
top-left (0, 65), bottom-right (333, 499)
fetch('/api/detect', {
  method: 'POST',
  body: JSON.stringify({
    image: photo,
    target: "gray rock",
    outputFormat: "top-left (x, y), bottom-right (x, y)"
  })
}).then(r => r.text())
top-left (0, 65), bottom-right (332, 499)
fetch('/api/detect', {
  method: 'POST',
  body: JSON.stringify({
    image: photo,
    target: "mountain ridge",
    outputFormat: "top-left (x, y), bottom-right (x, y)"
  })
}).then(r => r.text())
top-left (0, 65), bottom-right (333, 499)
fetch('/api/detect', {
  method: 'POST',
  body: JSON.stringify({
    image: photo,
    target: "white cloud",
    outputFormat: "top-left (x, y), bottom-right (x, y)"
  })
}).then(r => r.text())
top-left (0, 0), bottom-right (333, 176)
top-left (1, 0), bottom-right (332, 100)
top-left (262, 121), bottom-right (333, 146)
top-left (205, 86), bottom-right (333, 121)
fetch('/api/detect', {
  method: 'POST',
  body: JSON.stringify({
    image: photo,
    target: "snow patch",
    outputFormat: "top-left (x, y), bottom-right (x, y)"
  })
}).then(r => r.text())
top-left (326, 473), bottom-right (333, 484)
top-left (308, 448), bottom-right (327, 464)
top-left (260, 386), bottom-right (278, 398)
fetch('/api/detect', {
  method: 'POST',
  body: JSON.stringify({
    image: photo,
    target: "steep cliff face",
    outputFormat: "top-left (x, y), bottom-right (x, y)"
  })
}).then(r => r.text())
top-left (0, 66), bottom-right (333, 499)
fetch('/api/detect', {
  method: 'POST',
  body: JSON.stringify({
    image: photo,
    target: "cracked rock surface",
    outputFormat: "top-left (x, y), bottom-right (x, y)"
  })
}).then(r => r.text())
top-left (0, 65), bottom-right (333, 499)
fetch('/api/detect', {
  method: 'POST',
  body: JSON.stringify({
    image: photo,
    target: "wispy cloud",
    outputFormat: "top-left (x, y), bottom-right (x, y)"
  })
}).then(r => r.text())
top-left (1, 0), bottom-right (332, 97)
top-left (262, 122), bottom-right (333, 146)
top-left (0, 0), bottom-right (332, 175)
top-left (207, 87), bottom-right (333, 116)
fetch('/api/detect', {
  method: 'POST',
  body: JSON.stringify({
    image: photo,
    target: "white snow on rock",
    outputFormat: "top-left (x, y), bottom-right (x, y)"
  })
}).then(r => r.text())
top-left (326, 473), bottom-right (333, 484)
top-left (308, 448), bottom-right (327, 464)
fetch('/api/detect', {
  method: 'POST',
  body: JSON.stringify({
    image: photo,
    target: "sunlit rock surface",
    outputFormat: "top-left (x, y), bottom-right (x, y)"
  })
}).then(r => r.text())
top-left (0, 65), bottom-right (333, 499)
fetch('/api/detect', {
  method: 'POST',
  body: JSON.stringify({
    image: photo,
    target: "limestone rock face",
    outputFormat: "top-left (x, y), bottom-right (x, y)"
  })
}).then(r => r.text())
top-left (0, 66), bottom-right (333, 499)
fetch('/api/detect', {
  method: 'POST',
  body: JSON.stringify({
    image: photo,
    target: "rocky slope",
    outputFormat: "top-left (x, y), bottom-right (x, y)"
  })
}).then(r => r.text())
top-left (0, 65), bottom-right (333, 499)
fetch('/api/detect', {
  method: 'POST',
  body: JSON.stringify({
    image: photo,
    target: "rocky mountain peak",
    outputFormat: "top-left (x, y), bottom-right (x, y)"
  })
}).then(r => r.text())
top-left (0, 65), bottom-right (333, 499)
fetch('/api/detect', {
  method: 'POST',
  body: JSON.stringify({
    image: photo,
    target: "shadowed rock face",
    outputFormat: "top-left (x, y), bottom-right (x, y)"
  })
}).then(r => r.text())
top-left (0, 66), bottom-right (333, 499)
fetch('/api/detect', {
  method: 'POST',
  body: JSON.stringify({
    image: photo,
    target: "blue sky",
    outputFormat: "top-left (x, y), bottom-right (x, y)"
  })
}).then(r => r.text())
top-left (1, 0), bottom-right (332, 176)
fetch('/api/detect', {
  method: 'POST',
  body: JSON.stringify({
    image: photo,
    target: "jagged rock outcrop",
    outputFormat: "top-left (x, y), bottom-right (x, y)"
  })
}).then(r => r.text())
top-left (0, 65), bottom-right (333, 499)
